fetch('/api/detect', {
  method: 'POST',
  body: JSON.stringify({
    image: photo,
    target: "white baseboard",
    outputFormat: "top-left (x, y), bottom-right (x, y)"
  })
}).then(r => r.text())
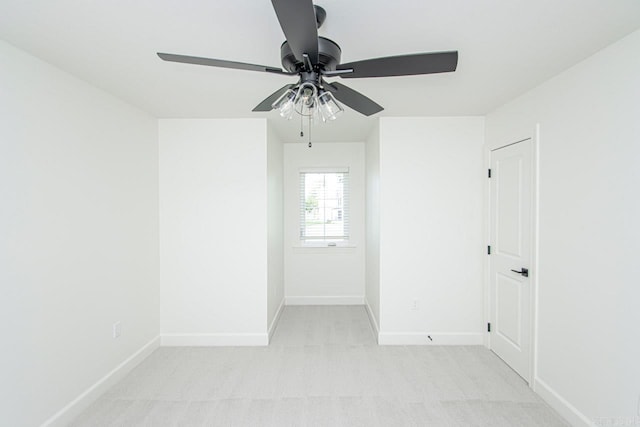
top-left (364, 299), bottom-right (380, 344)
top-left (285, 295), bottom-right (364, 305)
top-left (161, 333), bottom-right (268, 346)
top-left (268, 298), bottom-right (285, 342)
top-left (534, 377), bottom-right (594, 427)
top-left (42, 335), bottom-right (160, 427)
top-left (378, 332), bottom-right (483, 346)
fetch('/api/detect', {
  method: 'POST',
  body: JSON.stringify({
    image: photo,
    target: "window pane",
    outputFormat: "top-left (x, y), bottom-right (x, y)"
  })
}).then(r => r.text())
top-left (300, 171), bottom-right (349, 241)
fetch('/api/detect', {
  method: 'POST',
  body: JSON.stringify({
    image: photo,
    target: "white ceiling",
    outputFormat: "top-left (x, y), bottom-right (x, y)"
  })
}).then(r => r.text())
top-left (1, 0), bottom-right (639, 142)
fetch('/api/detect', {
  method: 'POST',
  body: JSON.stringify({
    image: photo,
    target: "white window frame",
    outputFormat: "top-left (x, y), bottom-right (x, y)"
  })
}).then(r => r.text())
top-left (299, 167), bottom-right (350, 247)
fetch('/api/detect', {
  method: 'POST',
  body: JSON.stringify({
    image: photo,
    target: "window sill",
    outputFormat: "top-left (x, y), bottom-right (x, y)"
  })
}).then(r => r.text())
top-left (292, 242), bottom-right (357, 253)
top-left (295, 242), bottom-right (356, 248)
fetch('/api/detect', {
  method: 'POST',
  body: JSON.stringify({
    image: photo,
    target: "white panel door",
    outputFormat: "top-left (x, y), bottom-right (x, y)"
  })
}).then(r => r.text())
top-left (490, 139), bottom-right (532, 382)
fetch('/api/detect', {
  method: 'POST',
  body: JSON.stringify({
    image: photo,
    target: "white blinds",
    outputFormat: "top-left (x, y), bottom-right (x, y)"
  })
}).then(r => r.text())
top-left (299, 170), bottom-right (350, 241)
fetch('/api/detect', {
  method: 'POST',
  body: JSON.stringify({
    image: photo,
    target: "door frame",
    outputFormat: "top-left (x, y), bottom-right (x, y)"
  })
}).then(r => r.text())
top-left (483, 124), bottom-right (540, 389)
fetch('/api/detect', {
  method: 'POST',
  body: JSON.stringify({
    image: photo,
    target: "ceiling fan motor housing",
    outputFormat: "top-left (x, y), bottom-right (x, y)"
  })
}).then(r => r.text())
top-left (280, 37), bottom-right (342, 73)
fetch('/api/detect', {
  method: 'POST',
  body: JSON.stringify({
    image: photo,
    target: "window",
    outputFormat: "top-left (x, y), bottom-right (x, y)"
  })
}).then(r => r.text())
top-left (299, 168), bottom-right (349, 243)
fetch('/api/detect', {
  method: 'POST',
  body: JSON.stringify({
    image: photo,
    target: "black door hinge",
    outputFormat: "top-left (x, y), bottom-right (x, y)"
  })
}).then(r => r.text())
top-left (488, 168), bottom-right (492, 178)
top-left (487, 245), bottom-right (491, 255)
top-left (487, 323), bottom-right (491, 332)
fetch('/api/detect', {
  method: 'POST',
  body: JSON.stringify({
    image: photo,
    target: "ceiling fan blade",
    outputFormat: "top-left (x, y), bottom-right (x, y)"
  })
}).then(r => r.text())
top-left (324, 82), bottom-right (383, 116)
top-left (336, 51), bottom-right (458, 78)
top-left (157, 53), bottom-right (292, 75)
top-left (252, 84), bottom-right (296, 112)
top-left (270, 0), bottom-right (319, 64)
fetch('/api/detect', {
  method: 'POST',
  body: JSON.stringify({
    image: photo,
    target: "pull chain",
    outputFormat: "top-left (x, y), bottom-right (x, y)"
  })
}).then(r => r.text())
top-left (300, 113), bottom-right (304, 138)
top-left (308, 115), bottom-right (312, 148)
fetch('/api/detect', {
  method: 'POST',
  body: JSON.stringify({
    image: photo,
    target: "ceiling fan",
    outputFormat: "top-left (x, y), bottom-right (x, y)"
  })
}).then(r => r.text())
top-left (157, 0), bottom-right (458, 121)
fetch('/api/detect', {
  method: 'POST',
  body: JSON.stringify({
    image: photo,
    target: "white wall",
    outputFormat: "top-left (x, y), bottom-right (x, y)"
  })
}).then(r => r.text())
top-left (283, 142), bottom-right (366, 304)
top-left (267, 127), bottom-right (284, 334)
top-left (486, 29), bottom-right (640, 426)
top-left (378, 117), bottom-right (485, 344)
top-left (159, 119), bottom-right (268, 345)
top-left (0, 41), bottom-right (159, 427)
top-left (365, 126), bottom-right (381, 330)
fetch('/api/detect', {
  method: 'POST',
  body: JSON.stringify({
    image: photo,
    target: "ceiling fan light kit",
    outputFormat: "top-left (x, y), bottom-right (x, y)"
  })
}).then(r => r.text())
top-left (272, 82), bottom-right (344, 123)
top-left (157, 0), bottom-right (458, 133)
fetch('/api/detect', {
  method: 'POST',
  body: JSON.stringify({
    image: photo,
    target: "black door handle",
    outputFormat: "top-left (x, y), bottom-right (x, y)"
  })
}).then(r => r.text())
top-left (511, 268), bottom-right (529, 277)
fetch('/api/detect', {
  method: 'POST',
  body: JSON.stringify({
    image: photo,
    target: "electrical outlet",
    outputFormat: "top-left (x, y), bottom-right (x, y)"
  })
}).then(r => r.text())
top-left (411, 299), bottom-right (419, 311)
top-left (113, 321), bottom-right (121, 338)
